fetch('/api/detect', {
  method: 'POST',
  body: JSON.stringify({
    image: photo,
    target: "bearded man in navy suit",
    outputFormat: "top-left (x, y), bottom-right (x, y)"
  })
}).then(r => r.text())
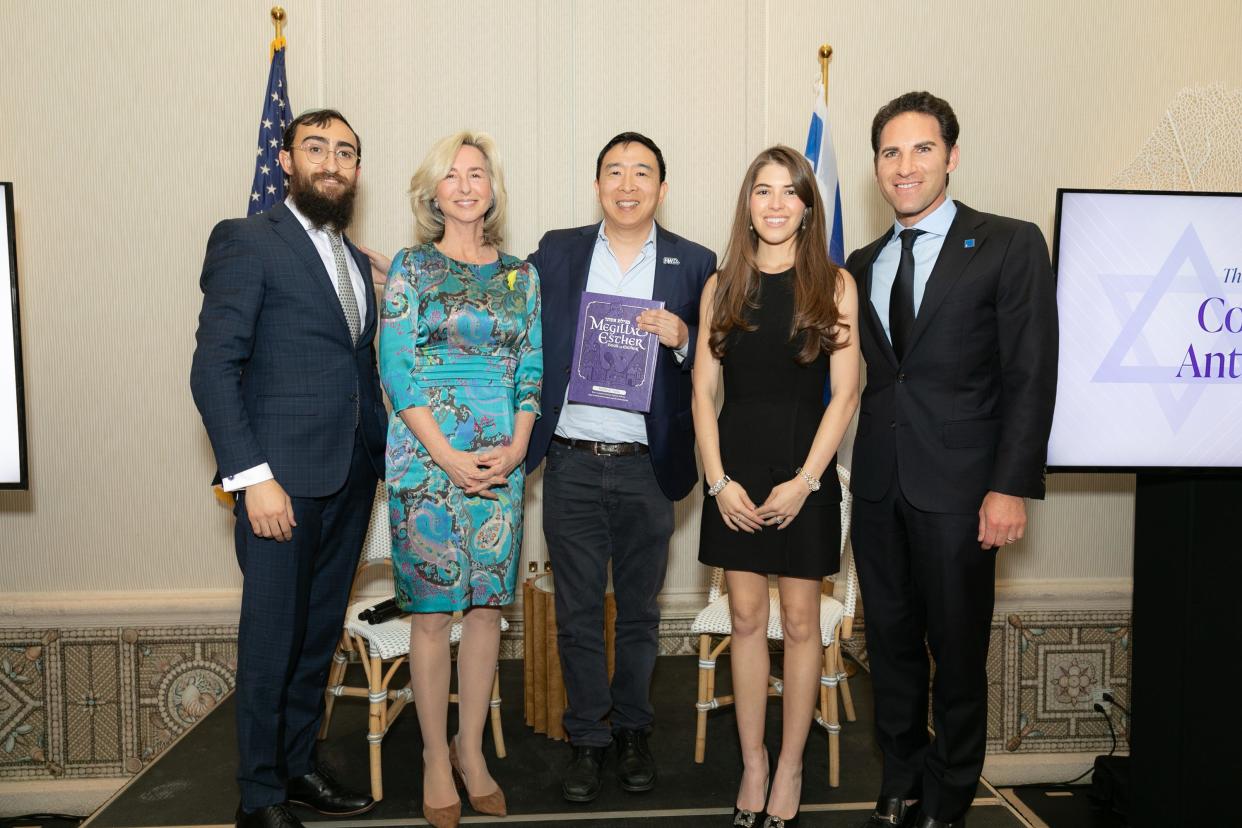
top-left (525, 132), bottom-right (715, 803)
top-left (191, 109), bottom-right (385, 828)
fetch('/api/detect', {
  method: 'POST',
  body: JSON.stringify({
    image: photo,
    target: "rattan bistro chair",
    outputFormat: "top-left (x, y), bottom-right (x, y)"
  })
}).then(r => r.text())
top-left (691, 464), bottom-right (859, 787)
top-left (317, 481), bottom-right (507, 801)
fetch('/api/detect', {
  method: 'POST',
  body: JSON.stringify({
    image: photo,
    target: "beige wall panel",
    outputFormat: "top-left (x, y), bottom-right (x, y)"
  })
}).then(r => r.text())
top-left (997, 474), bottom-right (1136, 581)
top-left (2, 0), bottom-right (1240, 597)
top-left (0, 0), bottom-right (325, 592)
top-left (322, 1), bottom-right (544, 258)
top-left (763, 0), bottom-right (1242, 243)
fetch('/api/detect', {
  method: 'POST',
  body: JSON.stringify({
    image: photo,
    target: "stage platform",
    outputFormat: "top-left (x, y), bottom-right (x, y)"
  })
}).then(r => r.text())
top-left (81, 655), bottom-right (1026, 827)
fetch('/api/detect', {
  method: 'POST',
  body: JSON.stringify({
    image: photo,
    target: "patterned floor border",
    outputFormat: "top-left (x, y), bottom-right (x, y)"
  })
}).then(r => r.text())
top-left (1, 607), bottom-right (1128, 781)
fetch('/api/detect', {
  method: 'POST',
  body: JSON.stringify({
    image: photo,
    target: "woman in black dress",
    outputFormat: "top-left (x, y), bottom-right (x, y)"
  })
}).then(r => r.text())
top-left (692, 146), bottom-right (860, 827)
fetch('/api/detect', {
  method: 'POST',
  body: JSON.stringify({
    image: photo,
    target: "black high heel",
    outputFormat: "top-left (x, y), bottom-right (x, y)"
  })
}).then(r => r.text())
top-left (761, 749), bottom-right (800, 828)
top-left (732, 747), bottom-right (770, 827)
top-left (733, 805), bottom-right (763, 827)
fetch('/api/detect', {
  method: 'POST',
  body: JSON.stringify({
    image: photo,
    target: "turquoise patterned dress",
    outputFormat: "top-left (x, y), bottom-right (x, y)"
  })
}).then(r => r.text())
top-left (379, 244), bottom-right (542, 613)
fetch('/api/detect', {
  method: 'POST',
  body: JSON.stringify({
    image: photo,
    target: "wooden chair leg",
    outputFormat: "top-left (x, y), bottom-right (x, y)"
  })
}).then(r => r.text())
top-left (318, 639), bottom-right (349, 740)
top-left (836, 640), bottom-right (857, 722)
top-left (366, 649), bottom-right (385, 801)
top-left (695, 634), bottom-right (712, 763)
top-left (489, 667), bottom-right (507, 758)
top-left (823, 645), bottom-right (840, 788)
top-left (818, 646), bottom-right (831, 730)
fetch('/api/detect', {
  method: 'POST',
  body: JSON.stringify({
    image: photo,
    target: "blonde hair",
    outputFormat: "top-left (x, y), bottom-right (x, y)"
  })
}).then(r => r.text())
top-left (409, 131), bottom-right (508, 247)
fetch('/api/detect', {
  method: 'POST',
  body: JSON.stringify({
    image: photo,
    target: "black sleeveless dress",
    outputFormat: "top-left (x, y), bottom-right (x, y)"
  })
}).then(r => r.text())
top-left (698, 268), bottom-right (842, 578)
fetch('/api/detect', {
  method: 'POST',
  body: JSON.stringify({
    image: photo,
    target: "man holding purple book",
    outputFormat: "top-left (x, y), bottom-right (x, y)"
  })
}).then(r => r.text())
top-left (525, 132), bottom-right (715, 803)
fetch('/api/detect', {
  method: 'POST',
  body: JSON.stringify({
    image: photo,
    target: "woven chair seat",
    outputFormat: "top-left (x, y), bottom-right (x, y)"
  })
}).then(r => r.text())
top-left (344, 598), bottom-right (510, 660)
top-left (691, 588), bottom-right (846, 646)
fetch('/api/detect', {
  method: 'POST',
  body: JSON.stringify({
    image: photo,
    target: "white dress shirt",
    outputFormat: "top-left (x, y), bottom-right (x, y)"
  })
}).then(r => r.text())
top-left (869, 197), bottom-right (957, 345)
top-left (556, 221), bottom-right (687, 444)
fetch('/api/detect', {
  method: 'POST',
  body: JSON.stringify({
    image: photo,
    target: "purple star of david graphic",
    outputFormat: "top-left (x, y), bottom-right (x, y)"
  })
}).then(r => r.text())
top-left (1093, 224), bottom-right (1237, 432)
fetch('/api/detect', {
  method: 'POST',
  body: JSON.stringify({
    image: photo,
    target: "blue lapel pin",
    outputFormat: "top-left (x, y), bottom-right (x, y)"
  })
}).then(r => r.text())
top-left (963, 239), bottom-right (976, 248)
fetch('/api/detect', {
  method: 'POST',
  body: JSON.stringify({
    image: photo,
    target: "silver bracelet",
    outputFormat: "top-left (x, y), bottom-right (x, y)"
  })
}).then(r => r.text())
top-left (795, 467), bottom-right (821, 492)
top-left (707, 475), bottom-right (732, 497)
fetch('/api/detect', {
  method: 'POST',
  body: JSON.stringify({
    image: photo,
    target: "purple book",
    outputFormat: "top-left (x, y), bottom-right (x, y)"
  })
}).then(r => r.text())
top-left (568, 292), bottom-right (664, 412)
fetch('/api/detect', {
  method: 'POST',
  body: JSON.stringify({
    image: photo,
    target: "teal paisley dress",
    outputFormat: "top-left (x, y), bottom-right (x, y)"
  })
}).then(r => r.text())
top-left (379, 244), bottom-right (542, 613)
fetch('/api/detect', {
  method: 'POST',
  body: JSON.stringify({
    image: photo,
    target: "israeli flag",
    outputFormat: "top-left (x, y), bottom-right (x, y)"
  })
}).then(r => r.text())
top-left (803, 81), bottom-right (845, 265)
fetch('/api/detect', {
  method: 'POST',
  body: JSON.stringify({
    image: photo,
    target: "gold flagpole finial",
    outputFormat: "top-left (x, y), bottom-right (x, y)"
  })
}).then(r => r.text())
top-left (269, 7), bottom-right (286, 58)
top-left (819, 44), bottom-right (833, 105)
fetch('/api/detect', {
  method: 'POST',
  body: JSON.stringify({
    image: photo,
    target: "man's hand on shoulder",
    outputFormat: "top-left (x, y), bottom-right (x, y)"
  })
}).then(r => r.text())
top-left (357, 244), bottom-right (393, 289)
top-left (977, 491), bottom-right (1025, 551)
top-left (246, 478), bottom-right (297, 542)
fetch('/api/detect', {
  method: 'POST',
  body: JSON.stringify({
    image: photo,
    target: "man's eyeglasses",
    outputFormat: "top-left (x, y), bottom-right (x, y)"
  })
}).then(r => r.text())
top-left (293, 142), bottom-right (359, 169)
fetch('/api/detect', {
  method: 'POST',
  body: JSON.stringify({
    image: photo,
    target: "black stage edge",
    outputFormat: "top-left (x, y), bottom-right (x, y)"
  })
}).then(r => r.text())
top-left (83, 655), bottom-right (1024, 827)
top-left (1131, 472), bottom-right (1242, 828)
top-left (1005, 785), bottom-right (1127, 828)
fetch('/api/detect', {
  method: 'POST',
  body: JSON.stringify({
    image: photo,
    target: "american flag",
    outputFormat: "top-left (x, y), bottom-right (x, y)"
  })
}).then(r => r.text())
top-left (247, 42), bottom-right (292, 215)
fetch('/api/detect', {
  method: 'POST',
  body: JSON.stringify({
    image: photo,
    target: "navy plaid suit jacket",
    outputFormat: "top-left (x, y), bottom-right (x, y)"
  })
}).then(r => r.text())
top-left (190, 203), bottom-right (386, 498)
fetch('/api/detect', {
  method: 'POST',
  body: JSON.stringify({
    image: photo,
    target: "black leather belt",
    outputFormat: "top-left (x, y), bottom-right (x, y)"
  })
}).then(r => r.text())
top-left (551, 435), bottom-right (649, 456)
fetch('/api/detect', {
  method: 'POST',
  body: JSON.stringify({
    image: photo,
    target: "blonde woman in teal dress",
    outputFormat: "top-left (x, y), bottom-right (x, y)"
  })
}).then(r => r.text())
top-left (379, 132), bottom-right (541, 828)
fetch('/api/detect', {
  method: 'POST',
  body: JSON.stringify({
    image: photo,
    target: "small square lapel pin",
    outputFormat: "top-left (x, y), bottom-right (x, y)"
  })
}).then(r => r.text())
top-left (663, 256), bottom-right (680, 265)
top-left (963, 239), bottom-right (976, 249)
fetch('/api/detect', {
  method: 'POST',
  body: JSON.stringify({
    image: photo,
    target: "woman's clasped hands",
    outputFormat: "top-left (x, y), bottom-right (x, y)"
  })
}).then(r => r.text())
top-left (718, 476), bottom-right (811, 533)
top-left (431, 444), bottom-right (523, 499)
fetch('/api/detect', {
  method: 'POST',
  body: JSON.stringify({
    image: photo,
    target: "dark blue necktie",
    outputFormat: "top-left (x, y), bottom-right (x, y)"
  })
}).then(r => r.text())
top-left (889, 228), bottom-right (924, 360)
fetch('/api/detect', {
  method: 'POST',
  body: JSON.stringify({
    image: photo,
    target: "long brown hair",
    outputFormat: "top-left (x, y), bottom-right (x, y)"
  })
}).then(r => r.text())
top-left (708, 145), bottom-right (847, 364)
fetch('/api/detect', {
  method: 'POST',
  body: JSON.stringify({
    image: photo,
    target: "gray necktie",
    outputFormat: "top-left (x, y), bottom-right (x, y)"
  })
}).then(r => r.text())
top-left (326, 229), bottom-right (362, 344)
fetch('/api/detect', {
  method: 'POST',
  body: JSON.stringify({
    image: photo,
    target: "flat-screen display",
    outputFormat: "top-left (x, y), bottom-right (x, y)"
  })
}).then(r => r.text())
top-left (1, 182), bottom-right (27, 488)
top-left (1048, 188), bottom-right (1242, 471)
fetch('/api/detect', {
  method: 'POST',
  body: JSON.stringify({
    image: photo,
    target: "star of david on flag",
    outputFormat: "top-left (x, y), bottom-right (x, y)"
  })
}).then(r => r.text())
top-left (247, 42), bottom-right (292, 216)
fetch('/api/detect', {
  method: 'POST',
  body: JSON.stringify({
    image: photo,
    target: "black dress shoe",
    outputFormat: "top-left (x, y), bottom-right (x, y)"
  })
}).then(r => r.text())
top-left (858, 795), bottom-right (915, 827)
top-left (762, 812), bottom-right (799, 828)
top-left (732, 805), bottom-right (764, 827)
top-left (287, 764), bottom-right (375, 816)
top-left (562, 744), bottom-right (607, 803)
top-left (235, 803), bottom-right (304, 828)
top-left (615, 728), bottom-right (656, 792)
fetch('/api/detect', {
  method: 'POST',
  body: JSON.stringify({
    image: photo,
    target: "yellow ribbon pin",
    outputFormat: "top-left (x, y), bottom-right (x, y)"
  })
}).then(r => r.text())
top-left (506, 269), bottom-right (519, 291)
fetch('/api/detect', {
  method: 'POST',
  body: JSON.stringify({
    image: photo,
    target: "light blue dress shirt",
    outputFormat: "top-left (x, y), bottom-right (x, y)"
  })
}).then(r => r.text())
top-left (556, 222), bottom-right (659, 444)
top-left (869, 198), bottom-right (958, 344)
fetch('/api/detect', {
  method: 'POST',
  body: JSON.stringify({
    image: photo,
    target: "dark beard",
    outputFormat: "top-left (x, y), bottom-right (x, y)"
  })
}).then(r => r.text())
top-left (288, 169), bottom-right (357, 230)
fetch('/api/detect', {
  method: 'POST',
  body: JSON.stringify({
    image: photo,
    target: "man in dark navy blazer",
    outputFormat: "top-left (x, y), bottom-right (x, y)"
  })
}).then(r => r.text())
top-left (526, 132), bottom-right (715, 803)
top-left (846, 93), bottom-right (1057, 828)
top-left (191, 109), bottom-right (385, 828)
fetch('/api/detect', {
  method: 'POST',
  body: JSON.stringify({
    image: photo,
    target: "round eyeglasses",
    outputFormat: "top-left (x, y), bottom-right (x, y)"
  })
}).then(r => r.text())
top-left (293, 142), bottom-right (359, 169)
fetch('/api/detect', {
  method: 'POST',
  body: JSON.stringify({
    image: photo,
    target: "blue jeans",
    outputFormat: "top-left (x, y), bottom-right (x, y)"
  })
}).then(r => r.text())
top-left (541, 441), bottom-right (674, 746)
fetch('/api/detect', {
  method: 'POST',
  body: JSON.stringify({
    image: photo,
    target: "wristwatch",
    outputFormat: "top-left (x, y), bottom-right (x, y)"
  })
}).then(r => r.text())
top-left (795, 467), bottom-right (821, 492)
top-left (707, 475), bottom-right (732, 497)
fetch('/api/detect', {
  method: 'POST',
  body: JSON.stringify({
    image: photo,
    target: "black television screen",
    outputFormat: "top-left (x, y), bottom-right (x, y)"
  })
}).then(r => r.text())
top-left (1048, 188), bottom-right (1242, 472)
top-left (1, 182), bottom-right (27, 488)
